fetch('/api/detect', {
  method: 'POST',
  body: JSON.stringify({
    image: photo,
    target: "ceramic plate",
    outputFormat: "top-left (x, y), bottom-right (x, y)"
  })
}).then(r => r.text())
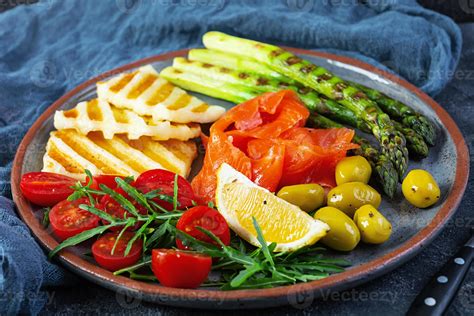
top-left (11, 48), bottom-right (469, 309)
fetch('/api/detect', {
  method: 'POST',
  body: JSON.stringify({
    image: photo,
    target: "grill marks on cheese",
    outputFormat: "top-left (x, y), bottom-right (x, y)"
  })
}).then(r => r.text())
top-left (42, 129), bottom-right (197, 180)
top-left (97, 65), bottom-right (225, 123)
top-left (54, 99), bottom-right (201, 141)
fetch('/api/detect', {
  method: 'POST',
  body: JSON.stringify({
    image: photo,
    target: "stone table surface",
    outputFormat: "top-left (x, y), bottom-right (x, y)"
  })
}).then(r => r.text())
top-left (40, 23), bottom-right (474, 316)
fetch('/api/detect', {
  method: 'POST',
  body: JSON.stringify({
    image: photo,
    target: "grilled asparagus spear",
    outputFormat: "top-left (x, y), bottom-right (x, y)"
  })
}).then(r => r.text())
top-left (189, 48), bottom-right (290, 82)
top-left (352, 83), bottom-right (436, 146)
top-left (171, 57), bottom-right (428, 158)
top-left (391, 121), bottom-right (428, 159)
top-left (202, 31), bottom-right (408, 179)
top-left (309, 115), bottom-right (397, 197)
top-left (161, 65), bottom-right (399, 196)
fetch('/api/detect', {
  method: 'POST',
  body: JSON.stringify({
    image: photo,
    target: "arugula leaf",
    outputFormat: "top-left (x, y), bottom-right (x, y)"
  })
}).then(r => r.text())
top-left (153, 212), bottom-right (183, 220)
top-left (229, 263), bottom-right (262, 288)
top-left (195, 227), bottom-right (257, 266)
top-left (79, 204), bottom-right (116, 223)
top-left (252, 217), bottom-right (274, 267)
top-left (115, 178), bottom-right (154, 215)
top-left (310, 258), bottom-right (352, 266)
top-left (145, 200), bottom-right (169, 213)
top-left (111, 220), bottom-right (135, 255)
top-left (67, 170), bottom-right (105, 204)
top-left (99, 184), bottom-right (139, 217)
top-left (221, 277), bottom-right (289, 290)
top-left (145, 220), bottom-right (170, 248)
top-left (41, 207), bottom-right (51, 227)
top-left (142, 189), bottom-right (174, 204)
top-left (124, 214), bottom-right (156, 256)
top-left (49, 224), bottom-right (114, 258)
top-left (173, 228), bottom-right (223, 258)
top-left (113, 258), bottom-right (152, 276)
top-left (172, 173), bottom-right (179, 210)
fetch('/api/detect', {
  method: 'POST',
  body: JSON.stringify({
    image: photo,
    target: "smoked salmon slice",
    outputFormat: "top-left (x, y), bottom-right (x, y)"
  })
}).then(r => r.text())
top-left (191, 90), bottom-right (358, 203)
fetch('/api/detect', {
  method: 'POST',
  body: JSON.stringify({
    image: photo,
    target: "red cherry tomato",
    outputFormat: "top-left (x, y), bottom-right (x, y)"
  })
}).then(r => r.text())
top-left (92, 232), bottom-right (142, 271)
top-left (89, 174), bottom-right (125, 191)
top-left (49, 198), bottom-right (100, 241)
top-left (151, 249), bottom-right (211, 289)
top-left (176, 206), bottom-right (230, 250)
top-left (20, 172), bottom-right (77, 206)
top-left (134, 169), bottom-right (196, 210)
top-left (98, 188), bottom-right (146, 231)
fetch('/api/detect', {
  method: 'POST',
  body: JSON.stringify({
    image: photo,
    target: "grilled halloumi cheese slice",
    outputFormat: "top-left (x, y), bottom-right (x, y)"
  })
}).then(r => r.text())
top-left (96, 65), bottom-right (225, 123)
top-left (42, 129), bottom-right (197, 180)
top-left (54, 99), bottom-right (201, 141)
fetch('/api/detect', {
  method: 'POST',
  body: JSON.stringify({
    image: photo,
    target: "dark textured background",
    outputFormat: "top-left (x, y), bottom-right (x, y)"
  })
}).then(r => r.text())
top-left (1, 2), bottom-right (472, 315)
top-left (35, 23), bottom-right (474, 316)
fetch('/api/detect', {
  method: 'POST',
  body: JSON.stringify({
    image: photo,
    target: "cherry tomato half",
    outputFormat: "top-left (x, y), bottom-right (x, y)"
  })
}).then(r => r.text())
top-left (134, 169), bottom-right (196, 210)
top-left (98, 188), bottom-right (146, 231)
top-left (176, 206), bottom-right (230, 250)
top-left (151, 249), bottom-right (211, 289)
top-left (20, 172), bottom-right (77, 207)
top-left (92, 232), bottom-right (142, 271)
top-left (89, 174), bottom-right (125, 191)
top-left (49, 198), bottom-right (100, 241)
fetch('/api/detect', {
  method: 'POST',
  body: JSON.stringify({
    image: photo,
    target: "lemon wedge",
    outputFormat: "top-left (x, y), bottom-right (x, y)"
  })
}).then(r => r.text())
top-left (215, 163), bottom-right (330, 252)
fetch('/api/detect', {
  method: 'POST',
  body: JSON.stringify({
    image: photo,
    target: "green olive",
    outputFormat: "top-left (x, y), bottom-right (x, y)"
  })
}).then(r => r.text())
top-left (336, 156), bottom-right (372, 185)
top-left (277, 183), bottom-right (325, 212)
top-left (314, 206), bottom-right (360, 251)
top-left (402, 169), bottom-right (440, 208)
top-left (353, 205), bottom-right (392, 244)
top-left (327, 182), bottom-right (381, 217)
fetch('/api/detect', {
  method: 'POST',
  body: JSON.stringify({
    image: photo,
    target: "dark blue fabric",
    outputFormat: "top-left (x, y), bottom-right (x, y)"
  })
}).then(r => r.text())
top-left (0, 0), bottom-right (461, 314)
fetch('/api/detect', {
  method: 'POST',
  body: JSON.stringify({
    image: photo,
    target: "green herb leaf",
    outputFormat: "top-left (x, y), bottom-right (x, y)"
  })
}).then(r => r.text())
top-left (115, 178), bottom-right (154, 215)
top-left (311, 258), bottom-right (352, 266)
top-left (79, 204), bottom-right (116, 223)
top-left (196, 227), bottom-right (257, 266)
top-left (252, 217), bottom-right (274, 267)
top-left (113, 258), bottom-right (152, 275)
top-left (173, 228), bottom-right (223, 257)
top-left (41, 207), bottom-right (51, 227)
top-left (145, 220), bottom-right (170, 248)
top-left (99, 184), bottom-right (139, 217)
top-left (142, 190), bottom-right (174, 204)
top-left (111, 219), bottom-right (135, 255)
top-left (124, 215), bottom-right (156, 256)
top-left (221, 277), bottom-right (289, 290)
top-left (84, 169), bottom-right (94, 186)
top-left (229, 263), bottom-right (262, 288)
top-left (67, 187), bottom-right (85, 201)
top-left (153, 212), bottom-right (183, 220)
top-left (49, 224), bottom-right (114, 259)
top-left (172, 173), bottom-right (179, 210)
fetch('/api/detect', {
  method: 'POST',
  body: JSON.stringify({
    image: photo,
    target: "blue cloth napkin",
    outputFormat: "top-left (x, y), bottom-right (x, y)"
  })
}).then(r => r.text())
top-left (0, 0), bottom-right (461, 314)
